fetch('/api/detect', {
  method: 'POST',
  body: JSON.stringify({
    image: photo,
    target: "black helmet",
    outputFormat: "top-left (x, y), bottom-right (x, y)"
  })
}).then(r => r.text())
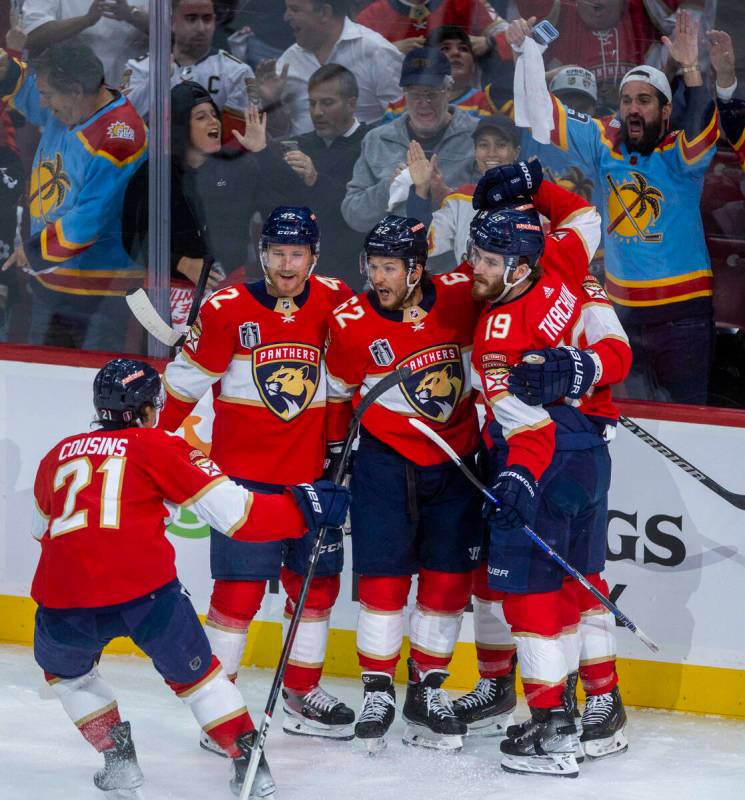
top-left (362, 215), bottom-right (428, 275)
top-left (93, 358), bottom-right (162, 427)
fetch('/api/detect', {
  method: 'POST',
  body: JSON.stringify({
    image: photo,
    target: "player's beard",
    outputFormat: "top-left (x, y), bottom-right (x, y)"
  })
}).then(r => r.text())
top-left (621, 113), bottom-right (665, 155)
top-left (471, 273), bottom-right (505, 302)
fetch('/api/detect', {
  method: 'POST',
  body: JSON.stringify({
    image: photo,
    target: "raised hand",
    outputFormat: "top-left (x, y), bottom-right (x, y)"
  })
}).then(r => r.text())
top-left (707, 29), bottom-right (736, 88)
top-left (506, 16), bottom-right (536, 51)
top-left (234, 104), bottom-right (267, 152)
top-left (662, 10), bottom-right (700, 68)
top-left (406, 140), bottom-right (432, 197)
top-left (394, 36), bottom-right (426, 54)
top-left (255, 59), bottom-right (289, 107)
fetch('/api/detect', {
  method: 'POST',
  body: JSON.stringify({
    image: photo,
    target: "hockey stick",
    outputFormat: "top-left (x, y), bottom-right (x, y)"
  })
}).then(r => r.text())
top-left (239, 366), bottom-right (412, 800)
top-left (408, 417), bottom-right (660, 653)
top-left (126, 255), bottom-right (215, 348)
top-left (519, 355), bottom-right (745, 512)
top-left (618, 415), bottom-right (745, 511)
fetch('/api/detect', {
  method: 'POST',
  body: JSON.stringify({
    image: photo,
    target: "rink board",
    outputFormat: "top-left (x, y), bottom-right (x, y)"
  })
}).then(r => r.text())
top-left (1, 354), bottom-right (745, 717)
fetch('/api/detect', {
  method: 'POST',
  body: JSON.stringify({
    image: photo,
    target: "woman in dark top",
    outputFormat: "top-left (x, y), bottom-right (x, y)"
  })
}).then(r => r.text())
top-left (123, 81), bottom-right (276, 294)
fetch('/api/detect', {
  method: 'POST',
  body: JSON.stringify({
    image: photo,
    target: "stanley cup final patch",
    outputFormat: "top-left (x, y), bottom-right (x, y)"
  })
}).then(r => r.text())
top-left (239, 321), bottom-right (261, 349)
top-left (252, 343), bottom-right (321, 422)
top-left (369, 338), bottom-right (395, 367)
top-left (399, 345), bottom-right (464, 423)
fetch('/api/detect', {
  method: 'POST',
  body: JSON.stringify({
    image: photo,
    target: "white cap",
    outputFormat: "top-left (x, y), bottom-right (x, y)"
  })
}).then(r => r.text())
top-left (619, 65), bottom-right (672, 104)
top-left (549, 66), bottom-right (598, 102)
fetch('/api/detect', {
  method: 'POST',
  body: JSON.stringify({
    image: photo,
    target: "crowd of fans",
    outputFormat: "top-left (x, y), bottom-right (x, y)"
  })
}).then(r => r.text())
top-left (0, 0), bottom-right (744, 407)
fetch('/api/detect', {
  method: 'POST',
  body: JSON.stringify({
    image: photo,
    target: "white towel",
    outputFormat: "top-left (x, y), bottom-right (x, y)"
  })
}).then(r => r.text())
top-left (513, 37), bottom-right (554, 145)
top-left (388, 167), bottom-right (413, 211)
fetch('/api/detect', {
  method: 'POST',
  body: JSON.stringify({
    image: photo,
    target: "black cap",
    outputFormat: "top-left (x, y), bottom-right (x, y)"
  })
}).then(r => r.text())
top-left (426, 25), bottom-right (473, 55)
top-left (472, 114), bottom-right (521, 148)
top-left (171, 81), bottom-right (221, 163)
top-left (400, 47), bottom-right (452, 88)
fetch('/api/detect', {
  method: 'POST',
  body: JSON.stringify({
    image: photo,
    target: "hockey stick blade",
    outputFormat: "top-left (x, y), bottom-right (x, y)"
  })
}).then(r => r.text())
top-left (126, 289), bottom-right (181, 347)
top-left (618, 416), bottom-right (745, 512)
top-left (239, 365), bottom-right (412, 800)
top-left (409, 418), bottom-right (660, 653)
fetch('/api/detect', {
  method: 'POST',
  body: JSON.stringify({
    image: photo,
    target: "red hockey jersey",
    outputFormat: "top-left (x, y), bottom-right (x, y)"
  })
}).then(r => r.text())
top-left (325, 270), bottom-right (482, 466)
top-left (357, 0), bottom-right (498, 41)
top-left (472, 181), bottom-right (631, 480)
top-left (159, 275), bottom-right (352, 484)
top-left (31, 427), bottom-right (307, 609)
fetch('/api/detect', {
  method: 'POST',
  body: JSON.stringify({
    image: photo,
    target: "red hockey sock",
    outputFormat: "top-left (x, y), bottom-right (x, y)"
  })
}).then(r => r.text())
top-left (503, 591), bottom-right (566, 709)
top-left (78, 706), bottom-right (123, 752)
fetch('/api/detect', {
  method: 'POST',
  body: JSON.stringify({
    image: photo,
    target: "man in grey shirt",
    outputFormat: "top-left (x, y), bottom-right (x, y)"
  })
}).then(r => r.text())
top-left (342, 47), bottom-right (480, 233)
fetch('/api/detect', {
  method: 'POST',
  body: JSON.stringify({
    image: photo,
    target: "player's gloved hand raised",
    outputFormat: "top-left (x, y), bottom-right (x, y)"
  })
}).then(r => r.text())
top-left (485, 466), bottom-right (537, 532)
top-left (508, 347), bottom-right (599, 405)
top-left (472, 159), bottom-right (543, 210)
top-left (290, 480), bottom-right (351, 533)
top-left (322, 441), bottom-right (344, 481)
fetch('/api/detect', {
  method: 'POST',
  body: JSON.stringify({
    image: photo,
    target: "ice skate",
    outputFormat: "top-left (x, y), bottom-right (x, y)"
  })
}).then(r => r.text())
top-left (282, 684), bottom-right (355, 740)
top-left (93, 721), bottom-right (145, 798)
top-left (452, 669), bottom-right (516, 737)
top-left (581, 686), bottom-right (628, 759)
top-left (500, 707), bottom-right (580, 778)
top-left (401, 658), bottom-right (466, 753)
top-left (355, 672), bottom-right (397, 754)
top-left (230, 730), bottom-right (276, 799)
top-left (200, 729), bottom-right (229, 757)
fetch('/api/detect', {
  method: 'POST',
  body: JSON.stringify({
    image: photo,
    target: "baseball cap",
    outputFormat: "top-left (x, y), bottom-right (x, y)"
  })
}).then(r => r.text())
top-left (619, 65), bottom-right (672, 104)
top-left (400, 47), bottom-right (452, 89)
top-left (472, 114), bottom-right (521, 148)
top-left (549, 66), bottom-right (598, 102)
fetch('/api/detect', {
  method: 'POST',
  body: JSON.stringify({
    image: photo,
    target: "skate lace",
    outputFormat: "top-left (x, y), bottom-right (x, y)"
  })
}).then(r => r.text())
top-left (359, 689), bottom-right (395, 723)
top-left (454, 678), bottom-right (494, 711)
top-left (304, 685), bottom-right (342, 713)
top-left (582, 692), bottom-right (614, 726)
top-left (426, 687), bottom-right (456, 720)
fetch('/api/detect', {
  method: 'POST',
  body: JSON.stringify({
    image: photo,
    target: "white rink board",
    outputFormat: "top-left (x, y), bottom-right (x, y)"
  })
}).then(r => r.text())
top-left (2, 358), bottom-right (745, 670)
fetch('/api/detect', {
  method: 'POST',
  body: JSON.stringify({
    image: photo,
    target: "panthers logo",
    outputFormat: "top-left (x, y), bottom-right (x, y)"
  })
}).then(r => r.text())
top-left (253, 343), bottom-right (321, 421)
top-left (400, 345), bottom-right (464, 423)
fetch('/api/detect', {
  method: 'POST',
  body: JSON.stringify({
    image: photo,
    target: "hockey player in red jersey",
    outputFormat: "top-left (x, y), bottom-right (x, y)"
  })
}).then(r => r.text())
top-left (158, 207), bottom-right (357, 746)
top-left (31, 358), bottom-right (350, 799)
top-left (325, 215), bottom-right (483, 752)
top-left (468, 161), bottom-right (632, 776)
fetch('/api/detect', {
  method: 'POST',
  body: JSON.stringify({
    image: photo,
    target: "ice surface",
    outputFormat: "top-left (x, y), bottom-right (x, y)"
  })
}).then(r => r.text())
top-left (1, 644), bottom-right (744, 800)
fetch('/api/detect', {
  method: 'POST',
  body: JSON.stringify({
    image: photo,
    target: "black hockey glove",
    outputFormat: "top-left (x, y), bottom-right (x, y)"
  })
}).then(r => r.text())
top-left (290, 480), bottom-right (351, 533)
top-left (322, 441), bottom-right (345, 481)
top-left (472, 160), bottom-right (543, 210)
top-left (508, 347), bottom-right (599, 405)
top-left (486, 466), bottom-right (537, 532)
